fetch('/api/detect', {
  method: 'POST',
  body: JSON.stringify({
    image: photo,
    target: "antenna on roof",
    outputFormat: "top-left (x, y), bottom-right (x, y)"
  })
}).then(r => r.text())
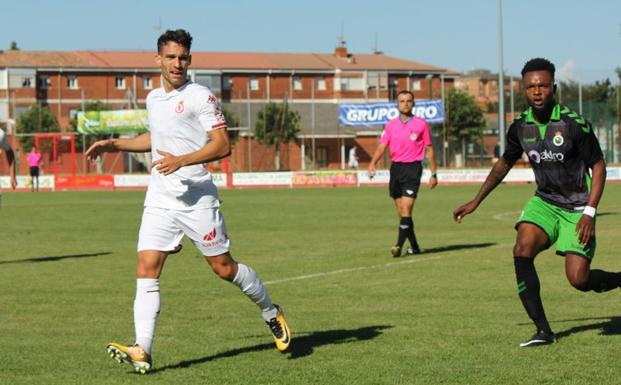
top-left (154, 17), bottom-right (163, 35)
top-left (372, 32), bottom-right (383, 55)
top-left (337, 22), bottom-right (346, 48)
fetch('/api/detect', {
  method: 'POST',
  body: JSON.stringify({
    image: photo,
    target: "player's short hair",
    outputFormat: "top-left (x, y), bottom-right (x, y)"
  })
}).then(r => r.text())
top-left (521, 58), bottom-right (555, 79)
top-left (397, 90), bottom-right (415, 100)
top-left (157, 29), bottom-right (193, 53)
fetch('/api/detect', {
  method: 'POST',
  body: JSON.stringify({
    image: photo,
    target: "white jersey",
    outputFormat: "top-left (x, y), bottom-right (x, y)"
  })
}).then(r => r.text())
top-left (144, 81), bottom-right (227, 210)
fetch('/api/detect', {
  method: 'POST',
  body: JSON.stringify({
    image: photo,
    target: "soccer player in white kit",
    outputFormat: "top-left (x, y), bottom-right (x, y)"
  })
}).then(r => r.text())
top-left (86, 29), bottom-right (290, 374)
top-left (0, 128), bottom-right (17, 205)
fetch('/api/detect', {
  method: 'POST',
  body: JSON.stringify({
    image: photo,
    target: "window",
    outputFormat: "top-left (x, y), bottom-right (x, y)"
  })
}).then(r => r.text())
top-left (317, 76), bottom-right (326, 91)
top-left (316, 147), bottom-right (329, 168)
top-left (38, 76), bottom-right (50, 89)
top-left (222, 76), bottom-right (232, 91)
top-left (249, 76), bottom-right (259, 91)
top-left (195, 74), bottom-right (221, 93)
top-left (69, 108), bottom-right (78, 120)
top-left (21, 77), bottom-right (33, 88)
top-left (67, 75), bottom-right (78, 89)
top-left (412, 80), bottom-right (421, 91)
top-left (339, 77), bottom-right (364, 91)
top-left (143, 76), bottom-right (152, 90)
top-left (115, 76), bottom-right (126, 89)
top-left (293, 76), bottom-right (302, 91)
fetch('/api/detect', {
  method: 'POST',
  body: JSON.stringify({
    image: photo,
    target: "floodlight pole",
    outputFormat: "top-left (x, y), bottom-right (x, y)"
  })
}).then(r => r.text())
top-left (497, 0), bottom-right (506, 154)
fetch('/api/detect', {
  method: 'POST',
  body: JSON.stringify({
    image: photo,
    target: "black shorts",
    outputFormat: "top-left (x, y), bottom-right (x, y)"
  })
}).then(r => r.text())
top-left (29, 166), bottom-right (40, 178)
top-left (389, 161), bottom-right (422, 199)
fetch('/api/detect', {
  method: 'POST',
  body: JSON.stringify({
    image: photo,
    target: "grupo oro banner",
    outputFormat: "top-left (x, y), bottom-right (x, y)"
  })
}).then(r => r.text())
top-left (77, 109), bottom-right (148, 134)
top-left (339, 99), bottom-right (444, 126)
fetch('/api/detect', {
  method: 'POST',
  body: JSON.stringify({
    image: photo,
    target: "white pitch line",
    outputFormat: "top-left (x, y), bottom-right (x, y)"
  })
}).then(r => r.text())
top-left (264, 246), bottom-right (507, 286)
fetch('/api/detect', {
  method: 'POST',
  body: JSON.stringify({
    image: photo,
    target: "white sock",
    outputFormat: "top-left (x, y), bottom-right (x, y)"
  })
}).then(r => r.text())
top-left (233, 263), bottom-right (276, 321)
top-left (133, 278), bottom-right (160, 355)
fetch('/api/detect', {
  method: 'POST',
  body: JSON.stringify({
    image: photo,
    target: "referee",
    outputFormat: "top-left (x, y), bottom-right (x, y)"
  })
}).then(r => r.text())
top-left (368, 90), bottom-right (437, 257)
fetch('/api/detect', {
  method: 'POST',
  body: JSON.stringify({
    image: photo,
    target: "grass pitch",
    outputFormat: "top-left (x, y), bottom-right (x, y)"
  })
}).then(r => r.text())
top-left (1, 183), bottom-right (621, 385)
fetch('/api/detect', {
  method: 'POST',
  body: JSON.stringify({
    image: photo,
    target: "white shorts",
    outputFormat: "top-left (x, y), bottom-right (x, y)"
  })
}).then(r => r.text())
top-left (138, 206), bottom-right (231, 257)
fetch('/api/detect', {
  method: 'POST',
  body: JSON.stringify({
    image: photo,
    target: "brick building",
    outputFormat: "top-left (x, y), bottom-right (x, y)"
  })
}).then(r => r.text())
top-left (0, 44), bottom-right (458, 174)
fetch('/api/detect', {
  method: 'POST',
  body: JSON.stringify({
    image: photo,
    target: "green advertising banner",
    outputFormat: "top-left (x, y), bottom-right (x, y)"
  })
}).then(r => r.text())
top-left (77, 109), bottom-right (148, 134)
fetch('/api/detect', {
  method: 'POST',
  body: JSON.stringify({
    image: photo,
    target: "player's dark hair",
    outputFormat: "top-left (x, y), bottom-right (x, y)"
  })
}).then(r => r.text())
top-left (157, 29), bottom-right (193, 53)
top-left (521, 58), bottom-right (555, 79)
top-left (397, 90), bottom-right (415, 100)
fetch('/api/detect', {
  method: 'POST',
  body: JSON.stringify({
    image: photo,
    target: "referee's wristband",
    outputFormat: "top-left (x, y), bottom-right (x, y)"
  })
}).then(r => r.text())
top-left (583, 206), bottom-right (596, 218)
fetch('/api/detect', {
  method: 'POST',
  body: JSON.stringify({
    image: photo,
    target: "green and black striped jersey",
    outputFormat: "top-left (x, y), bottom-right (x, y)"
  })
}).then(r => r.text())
top-left (503, 103), bottom-right (603, 210)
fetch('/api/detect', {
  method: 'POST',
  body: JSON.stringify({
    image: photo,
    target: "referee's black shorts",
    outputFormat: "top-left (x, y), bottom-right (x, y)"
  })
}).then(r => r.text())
top-left (389, 161), bottom-right (422, 199)
top-left (29, 166), bottom-right (40, 178)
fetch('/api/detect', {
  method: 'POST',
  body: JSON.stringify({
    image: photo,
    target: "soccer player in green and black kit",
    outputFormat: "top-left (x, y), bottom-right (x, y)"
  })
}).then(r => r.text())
top-left (453, 58), bottom-right (621, 347)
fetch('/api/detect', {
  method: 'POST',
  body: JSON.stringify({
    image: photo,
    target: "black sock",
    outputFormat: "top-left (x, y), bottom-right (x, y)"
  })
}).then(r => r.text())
top-left (404, 217), bottom-right (419, 248)
top-left (584, 269), bottom-right (621, 292)
top-left (396, 217), bottom-right (410, 248)
top-left (514, 256), bottom-right (552, 334)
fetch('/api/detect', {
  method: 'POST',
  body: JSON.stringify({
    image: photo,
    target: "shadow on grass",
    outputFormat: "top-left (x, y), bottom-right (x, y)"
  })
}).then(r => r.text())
top-left (421, 242), bottom-right (496, 255)
top-left (0, 252), bottom-right (111, 264)
top-left (150, 325), bottom-right (392, 374)
top-left (596, 212), bottom-right (617, 217)
top-left (554, 316), bottom-right (621, 340)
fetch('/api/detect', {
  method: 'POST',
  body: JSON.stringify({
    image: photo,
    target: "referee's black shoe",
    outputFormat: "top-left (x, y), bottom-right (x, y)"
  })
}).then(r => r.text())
top-left (519, 330), bottom-right (555, 347)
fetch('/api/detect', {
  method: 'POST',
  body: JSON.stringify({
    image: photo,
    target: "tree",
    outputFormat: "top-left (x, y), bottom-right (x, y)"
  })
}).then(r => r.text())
top-left (445, 89), bottom-right (486, 165)
top-left (255, 99), bottom-right (300, 171)
top-left (16, 104), bottom-right (60, 150)
top-left (9, 41), bottom-right (19, 50)
top-left (221, 106), bottom-right (240, 144)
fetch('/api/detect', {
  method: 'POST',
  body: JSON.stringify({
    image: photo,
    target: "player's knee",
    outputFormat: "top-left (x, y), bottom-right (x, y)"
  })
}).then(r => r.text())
top-left (211, 263), bottom-right (236, 281)
top-left (513, 242), bottom-right (535, 257)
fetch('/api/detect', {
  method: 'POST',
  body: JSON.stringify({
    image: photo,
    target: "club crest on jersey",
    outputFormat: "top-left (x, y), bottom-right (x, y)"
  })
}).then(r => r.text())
top-left (552, 131), bottom-right (564, 146)
top-left (175, 100), bottom-right (185, 113)
top-left (207, 95), bottom-right (217, 104)
top-left (410, 133), bottom-right (418, 141)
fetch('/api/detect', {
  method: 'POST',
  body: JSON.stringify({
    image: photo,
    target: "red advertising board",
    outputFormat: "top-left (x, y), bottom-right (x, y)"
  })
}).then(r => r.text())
top-left (292, 171), bottom-right (357, 187)
top-left (55, 175), bottom-right (115, 190)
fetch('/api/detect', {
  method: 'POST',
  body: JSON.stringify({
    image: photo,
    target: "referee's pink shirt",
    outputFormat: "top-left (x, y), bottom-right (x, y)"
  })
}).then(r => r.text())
top-left (380, 116), bottom-right (431, 162)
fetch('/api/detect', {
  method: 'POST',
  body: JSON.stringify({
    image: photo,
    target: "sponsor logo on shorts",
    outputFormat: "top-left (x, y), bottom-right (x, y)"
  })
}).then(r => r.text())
top-left (203, 228), bottom-right (217, 241)
top-left (175, 100), bottom-right (184, 113)
top-left (553, 131), bottom-right (564, 146)
top-left (528, 149), bottom-right (564, 163)
top-left (406, 189), bottom-right (414, 195)
top-left (202, 229), bottom-right (228, 249)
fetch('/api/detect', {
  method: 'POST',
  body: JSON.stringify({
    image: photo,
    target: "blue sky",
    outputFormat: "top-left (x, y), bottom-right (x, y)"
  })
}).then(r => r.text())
top-left (2, 0), bottom-right (619, 83)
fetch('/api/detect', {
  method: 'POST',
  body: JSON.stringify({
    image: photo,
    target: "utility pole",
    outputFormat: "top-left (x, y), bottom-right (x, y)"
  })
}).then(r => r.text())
top-left (497, 0), bottom-right (506, 154)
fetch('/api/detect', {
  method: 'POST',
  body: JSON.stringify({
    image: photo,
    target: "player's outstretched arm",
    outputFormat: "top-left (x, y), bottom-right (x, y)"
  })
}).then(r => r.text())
top-left (453, 156), bottom-right (513, 223)
top-left (153, 128), bottom-right (230, 176)
top-left (86, 132), bottom-right (151, 161)
top-left (368, 143), bottom-right (387, 179)
top-left (576, 159), bottom-right (606, 244)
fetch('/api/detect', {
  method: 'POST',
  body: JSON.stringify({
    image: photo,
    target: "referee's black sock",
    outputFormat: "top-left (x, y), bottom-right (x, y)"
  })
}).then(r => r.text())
top-left (514, 256), bottom-right (552, 334)
top-left (582, 269), bottom-right (621, 292)
top-left (403, 217), bottom-right (419, 248)
top-left (396, 217), bottom-right (410, 247)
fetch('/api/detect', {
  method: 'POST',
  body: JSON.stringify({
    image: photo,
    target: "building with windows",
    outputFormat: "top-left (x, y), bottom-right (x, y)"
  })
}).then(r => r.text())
top-left (0, 44), bottom-right (458, 172)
